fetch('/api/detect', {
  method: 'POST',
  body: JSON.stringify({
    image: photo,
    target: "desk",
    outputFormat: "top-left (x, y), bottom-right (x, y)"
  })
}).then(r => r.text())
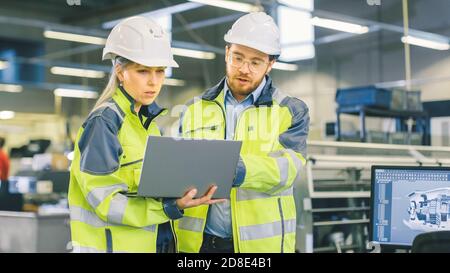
top-left (0, 210), bottom-right (70, 253)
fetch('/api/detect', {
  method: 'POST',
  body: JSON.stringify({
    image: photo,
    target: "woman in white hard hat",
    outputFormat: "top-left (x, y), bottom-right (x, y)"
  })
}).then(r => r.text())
top-left (68, 16), bottom-right (222, 253)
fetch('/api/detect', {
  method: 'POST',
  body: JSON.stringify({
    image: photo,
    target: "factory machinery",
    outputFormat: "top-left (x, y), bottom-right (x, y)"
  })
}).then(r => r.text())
top-left (295, 141), bottom-right (450, 253)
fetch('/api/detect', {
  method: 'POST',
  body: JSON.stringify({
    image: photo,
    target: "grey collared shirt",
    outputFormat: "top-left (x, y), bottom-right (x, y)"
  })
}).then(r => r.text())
top-left (204, 77), bottom-right (266, 239)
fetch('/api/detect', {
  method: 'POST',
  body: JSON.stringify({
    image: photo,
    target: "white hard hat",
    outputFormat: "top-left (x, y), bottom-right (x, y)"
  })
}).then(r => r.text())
top-left (102, 16), bottom-right (179, 68)
top-left (224, 12), bottom-right (281, 55)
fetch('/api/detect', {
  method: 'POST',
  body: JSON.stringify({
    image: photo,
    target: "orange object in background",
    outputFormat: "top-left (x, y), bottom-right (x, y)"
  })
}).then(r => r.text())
top-left (0, 137), bottom-right (10, 181)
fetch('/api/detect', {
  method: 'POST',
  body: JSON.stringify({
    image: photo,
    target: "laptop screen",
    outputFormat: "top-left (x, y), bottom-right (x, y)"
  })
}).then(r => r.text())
top-left (371, 166), bottom-right (450, 246)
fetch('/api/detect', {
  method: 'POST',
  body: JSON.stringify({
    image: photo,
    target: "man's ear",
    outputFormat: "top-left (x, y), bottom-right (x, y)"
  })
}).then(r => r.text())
top-left (225, 46), bottom-right (229, 63)
top-left (266, 59), bottom-right (276, 75)
top-left (115, 65), bottom-right (124, 82)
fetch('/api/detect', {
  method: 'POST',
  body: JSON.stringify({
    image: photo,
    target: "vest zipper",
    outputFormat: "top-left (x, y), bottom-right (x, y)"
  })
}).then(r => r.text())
top-left (277, 198), bottom-right (285, 253)
top-left (105, 228), bottom-right (113, 253)
top-left (230, 106), bottom-right (253, 253)
top-left (143, 108), bottom-right (165, 129)
top-left (233, 106), bottom-right (254, 141)
top-left (170, 220), bottom-right (178, 253)
top-left (201, 101), bottom-right (254, 252)
top-left (185, 125), bottom-right (218, 134)
top-left (120, 159), bottom-right (143, 168)
top-left (211, 101), bottom-right (227, 139)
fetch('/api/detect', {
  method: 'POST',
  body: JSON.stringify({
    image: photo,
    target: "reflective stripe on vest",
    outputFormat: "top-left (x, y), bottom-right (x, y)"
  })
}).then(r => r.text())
top-left (99, 102), bottom-right (125, 122)
top-left (70, 205), bottom-right (156, 232)
top-left (177, 216), bottom-right (204, 232)
top-left (86, 183), bottom-right (128, 209)
top-left (72, 245), bottom-right (129, 253)
top-left (283, 149), bottom-right (303, 171)
top-left (267, 148), bottom-right (304, 194)
top-left (107, 193), bottom-right (127, 224)
top-left (267, 156), bottom-right (289, 194)
top-left (70, 206), bottom-right (105, 227)
top-left (236, 187), bottom-right (293, 201)
top-left (239, 219), bottom-right (296, 241)
top-left (72, 245), bottom-right (106, 253)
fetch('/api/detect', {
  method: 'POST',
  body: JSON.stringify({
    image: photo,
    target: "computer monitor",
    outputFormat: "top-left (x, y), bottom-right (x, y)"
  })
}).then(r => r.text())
top-left (370, 165), bottom-right (450, 247)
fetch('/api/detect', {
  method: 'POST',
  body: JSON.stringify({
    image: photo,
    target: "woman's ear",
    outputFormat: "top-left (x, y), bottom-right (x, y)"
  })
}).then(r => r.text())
top-left (115, 65), bottom-right (124, 83)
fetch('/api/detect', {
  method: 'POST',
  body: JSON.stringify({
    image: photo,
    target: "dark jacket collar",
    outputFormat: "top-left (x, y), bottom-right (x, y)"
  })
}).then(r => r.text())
top-left (118, 85), bottom-right (166, 120)
top-left (201, 75), bottom-right (275, 107)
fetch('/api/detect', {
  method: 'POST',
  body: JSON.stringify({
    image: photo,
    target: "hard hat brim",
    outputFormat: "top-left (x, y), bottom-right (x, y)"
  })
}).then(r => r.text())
top-left (224, 35), bottom-right (281, 56)
top-left (102, 50), bottom-right (179, 68)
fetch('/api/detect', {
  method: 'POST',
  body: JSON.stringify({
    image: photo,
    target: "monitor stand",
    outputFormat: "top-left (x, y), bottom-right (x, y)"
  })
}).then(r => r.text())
top-left (367, 241), bottom-right (411, 253)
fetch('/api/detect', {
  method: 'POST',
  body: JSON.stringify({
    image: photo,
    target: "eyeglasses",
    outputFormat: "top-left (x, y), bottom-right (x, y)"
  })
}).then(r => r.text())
top-left (227, 52), bottom-right (269, 73)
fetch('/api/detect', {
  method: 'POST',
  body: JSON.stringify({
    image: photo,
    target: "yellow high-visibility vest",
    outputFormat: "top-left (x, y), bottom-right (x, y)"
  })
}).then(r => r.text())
top-left (174, 76), bottom-right (310, 253)
top-left (68, 87), bottom-right (179, 253)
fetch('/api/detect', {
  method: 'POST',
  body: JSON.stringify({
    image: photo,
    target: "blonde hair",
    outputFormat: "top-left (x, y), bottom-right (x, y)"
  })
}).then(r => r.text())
top-left (91, 56), bottom-right (133, 112)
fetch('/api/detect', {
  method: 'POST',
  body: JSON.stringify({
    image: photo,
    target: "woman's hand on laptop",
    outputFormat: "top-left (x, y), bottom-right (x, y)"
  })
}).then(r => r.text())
top-left (176, 186), bottom-right (227, 209)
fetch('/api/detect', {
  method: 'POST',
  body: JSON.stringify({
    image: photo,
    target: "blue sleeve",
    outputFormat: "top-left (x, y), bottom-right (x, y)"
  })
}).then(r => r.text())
top-left (162, 198), bottom-right (184, 220)
top-left (278, 97), bottom-right (310, 157)
top-left (78, 115), bottom-right (123, 175)
top-left (233, 156), bottom-right (246, 187)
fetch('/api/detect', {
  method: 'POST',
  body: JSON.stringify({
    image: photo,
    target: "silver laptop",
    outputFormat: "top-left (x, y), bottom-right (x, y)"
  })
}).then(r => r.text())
top-left (137, 136), bottom-right (242, 199)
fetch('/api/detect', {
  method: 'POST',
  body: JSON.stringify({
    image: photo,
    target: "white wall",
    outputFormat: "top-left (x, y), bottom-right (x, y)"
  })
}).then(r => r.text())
top-left (272, 68), bottom-right (341, 140)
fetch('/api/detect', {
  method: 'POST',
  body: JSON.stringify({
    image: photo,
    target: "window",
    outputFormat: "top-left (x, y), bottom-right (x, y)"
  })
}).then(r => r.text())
top-left (0, 39), bottom-right (44, 83)
top-left (277, 0), bottom-right (315, 62)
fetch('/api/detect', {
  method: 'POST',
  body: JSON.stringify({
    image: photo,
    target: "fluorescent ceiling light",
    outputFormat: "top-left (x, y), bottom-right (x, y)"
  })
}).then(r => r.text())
top-left (273, 62), bottom-right (299, 71)
top-left (44, 30), bottom-right (106, 45)
top-left (54, 88), bottom-right (99, 99)
top-left (51, 66), bottom-right (106, 79)
top-left (165, 78), bottom-right (186, 87)
top-left (172, 47), bottom-right (216, 60)
top-left (0, 84), bottom-right (23, 93)
top-left (0, 61), bottom-right (8, 70)
top-left (188, 0), bottom-right (262, 12)
top-left (311, 17), bottom-right (369, 34)
top-left (0, 111), bottom-right (15, 120)
top-left (401, 35), bottom-right (450, 51)
top-left (103, 2), bottom-right (203, 29)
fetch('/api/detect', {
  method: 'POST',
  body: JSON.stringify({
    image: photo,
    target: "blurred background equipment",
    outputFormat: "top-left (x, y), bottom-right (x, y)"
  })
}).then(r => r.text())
top-left (9, 139), bottom-right (51, 158)
top-left (295, 141), bottom-right (450, 253)
top-left (335, 86), bottom-right (429, 145)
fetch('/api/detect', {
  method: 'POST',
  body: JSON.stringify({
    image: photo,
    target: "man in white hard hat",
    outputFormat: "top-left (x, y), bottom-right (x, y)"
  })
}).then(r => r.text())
top-left (174, 12), bottom-right (310, 253)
